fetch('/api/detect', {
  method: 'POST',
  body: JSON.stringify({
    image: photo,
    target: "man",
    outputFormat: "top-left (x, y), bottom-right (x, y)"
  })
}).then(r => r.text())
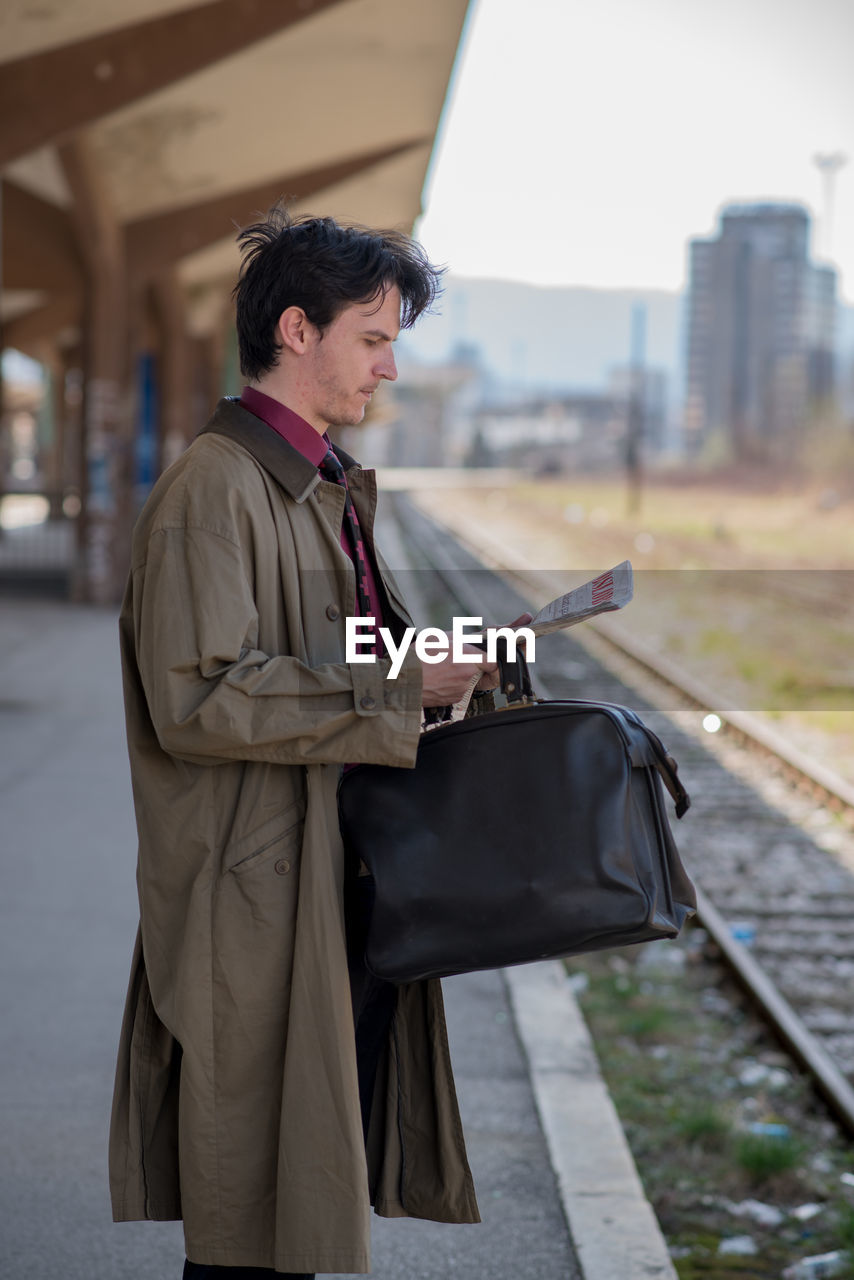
top-left (109, 208), bottom-right (504, 1278)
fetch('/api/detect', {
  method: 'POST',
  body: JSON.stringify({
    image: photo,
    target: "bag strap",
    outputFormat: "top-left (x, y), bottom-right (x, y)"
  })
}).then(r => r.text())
top-left (632, 718), bottom-right (691, 818)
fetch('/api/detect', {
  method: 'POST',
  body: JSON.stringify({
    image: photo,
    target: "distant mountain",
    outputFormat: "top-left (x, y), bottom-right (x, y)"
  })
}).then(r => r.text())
top-left (399, 275), bottom-right (854, 404)
top-left (399, 276), bottom-right (685, 398)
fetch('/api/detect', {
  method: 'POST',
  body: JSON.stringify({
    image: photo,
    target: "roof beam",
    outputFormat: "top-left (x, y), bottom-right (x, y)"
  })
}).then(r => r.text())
top-left (2, 296), bottom-right (82, 358)
top-left (2, 137), bottom-right (428, 346)
top-left (1, 181), bottom-right (83, 294)
top-left (0, 0), bottom-right (350, 167)
top-left (125, 137), bottom-right (430, 282)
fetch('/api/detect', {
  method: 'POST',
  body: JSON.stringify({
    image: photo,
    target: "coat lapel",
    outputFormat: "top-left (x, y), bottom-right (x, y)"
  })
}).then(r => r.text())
top-left (199, 398), bottom-right (320, 503)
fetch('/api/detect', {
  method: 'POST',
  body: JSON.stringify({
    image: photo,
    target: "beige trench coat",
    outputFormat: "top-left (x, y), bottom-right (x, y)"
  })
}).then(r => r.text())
top-left (109, 398), bottom-right (479, 1274)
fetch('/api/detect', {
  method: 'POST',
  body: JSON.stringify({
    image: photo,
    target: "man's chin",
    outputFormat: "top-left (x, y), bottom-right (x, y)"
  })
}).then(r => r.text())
top-left (335, 408), bottom-right (367, 428)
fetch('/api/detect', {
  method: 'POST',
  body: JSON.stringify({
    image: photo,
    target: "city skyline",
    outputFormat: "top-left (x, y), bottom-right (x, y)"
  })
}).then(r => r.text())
top-left (415, 0), bottom-right (854, 302)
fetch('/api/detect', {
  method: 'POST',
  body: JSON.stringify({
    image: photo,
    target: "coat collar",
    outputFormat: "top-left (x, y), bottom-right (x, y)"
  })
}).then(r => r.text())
top-left (199, 398), bottom-right (363, 503)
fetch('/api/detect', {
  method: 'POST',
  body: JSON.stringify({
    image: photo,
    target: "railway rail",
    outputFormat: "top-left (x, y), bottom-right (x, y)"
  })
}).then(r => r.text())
top-left (383, 490), bottom-right (854, 1138)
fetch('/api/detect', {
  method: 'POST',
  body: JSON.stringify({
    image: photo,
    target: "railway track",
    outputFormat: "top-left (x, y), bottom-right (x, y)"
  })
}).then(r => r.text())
top-left (383, 491), bottom-right (854, 1137)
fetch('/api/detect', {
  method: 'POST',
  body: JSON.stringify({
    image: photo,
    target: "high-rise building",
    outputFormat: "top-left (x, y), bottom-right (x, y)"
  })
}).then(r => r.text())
top-left (683, 203), bottom-right (837, 460)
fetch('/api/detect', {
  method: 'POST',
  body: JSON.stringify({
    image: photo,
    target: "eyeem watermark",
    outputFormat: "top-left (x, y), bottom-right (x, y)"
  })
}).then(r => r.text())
top-left (346, 616), bottom-right (535, 679)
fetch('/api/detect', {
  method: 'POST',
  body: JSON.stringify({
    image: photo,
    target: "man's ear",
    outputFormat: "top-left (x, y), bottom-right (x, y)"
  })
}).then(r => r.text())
top-left (277, 306), bottom-right (314, 355)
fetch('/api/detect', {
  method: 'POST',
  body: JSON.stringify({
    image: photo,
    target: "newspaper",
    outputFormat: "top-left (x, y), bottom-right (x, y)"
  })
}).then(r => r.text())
top-left (529, 560), bottom-right (633, 636)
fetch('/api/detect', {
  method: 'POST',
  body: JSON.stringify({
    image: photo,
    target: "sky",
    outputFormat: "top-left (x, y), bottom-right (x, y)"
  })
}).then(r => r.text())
top-left (415, 0), bottom-right (854, 301)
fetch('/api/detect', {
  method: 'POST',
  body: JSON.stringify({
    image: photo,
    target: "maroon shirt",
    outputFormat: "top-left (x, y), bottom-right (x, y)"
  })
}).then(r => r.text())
top-left (239, 387), bottom-right (386, 644)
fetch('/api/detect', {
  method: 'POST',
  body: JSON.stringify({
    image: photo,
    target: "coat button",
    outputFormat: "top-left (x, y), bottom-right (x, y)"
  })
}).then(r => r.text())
top-left (360, 694), bottom-right (376, 711)
top-left (326, 604), bottom-right (340, 621)
top-left (274, 858), bottom-right (291, 876)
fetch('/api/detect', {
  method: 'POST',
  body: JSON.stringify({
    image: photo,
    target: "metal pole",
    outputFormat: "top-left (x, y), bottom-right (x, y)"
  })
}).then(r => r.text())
top-left (626, 302), bottom-right (646, 516)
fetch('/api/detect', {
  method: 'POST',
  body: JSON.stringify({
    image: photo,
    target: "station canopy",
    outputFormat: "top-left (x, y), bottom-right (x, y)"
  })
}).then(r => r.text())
top-left (1, 0), bottom-right (471, 356)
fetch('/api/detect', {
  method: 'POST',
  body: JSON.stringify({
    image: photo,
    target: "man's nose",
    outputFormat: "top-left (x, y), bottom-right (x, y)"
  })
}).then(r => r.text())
top-left (378, 349), bottom-right (398, 382)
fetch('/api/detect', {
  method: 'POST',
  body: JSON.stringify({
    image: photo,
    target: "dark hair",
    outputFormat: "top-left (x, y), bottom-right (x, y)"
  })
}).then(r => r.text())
top-left (233, 204), bottom-right (444, 380)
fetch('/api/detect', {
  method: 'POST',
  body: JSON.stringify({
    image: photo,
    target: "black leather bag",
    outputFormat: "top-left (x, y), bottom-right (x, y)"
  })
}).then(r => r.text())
top-left (338, 657), bottom-right (694, 984)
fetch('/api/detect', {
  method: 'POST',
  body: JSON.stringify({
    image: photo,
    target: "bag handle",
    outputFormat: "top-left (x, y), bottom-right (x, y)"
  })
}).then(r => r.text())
top-left (494, 634), bottom-right (536, 704)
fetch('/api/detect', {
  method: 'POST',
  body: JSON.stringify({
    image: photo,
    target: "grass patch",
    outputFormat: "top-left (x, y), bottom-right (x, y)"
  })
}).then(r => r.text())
top-left (675, 1104), bottom-right (732, 1152)
top-left (619, 1001), bottom-right (683, 1040)
top-left (565, 931), bottom-right (854, 1278)
top-left (838, 1206), bottom-right (854, 1252)
top-left (734, 1132), bottom-right (803, 1187)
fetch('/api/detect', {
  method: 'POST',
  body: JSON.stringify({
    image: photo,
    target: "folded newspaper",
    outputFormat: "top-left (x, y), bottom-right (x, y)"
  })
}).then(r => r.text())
top-left (528, 559), bottom-right (633, 636)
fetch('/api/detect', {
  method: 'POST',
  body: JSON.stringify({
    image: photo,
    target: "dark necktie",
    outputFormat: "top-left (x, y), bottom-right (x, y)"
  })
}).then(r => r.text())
top-left (319, 449), bottom-right (373, 621)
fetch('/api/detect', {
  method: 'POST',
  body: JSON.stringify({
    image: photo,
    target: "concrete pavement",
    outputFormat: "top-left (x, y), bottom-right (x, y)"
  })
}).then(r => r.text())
top-left (0, 601), bottom-right (185, 1278)
top-left (0, 598), bottom-right (581, 1279)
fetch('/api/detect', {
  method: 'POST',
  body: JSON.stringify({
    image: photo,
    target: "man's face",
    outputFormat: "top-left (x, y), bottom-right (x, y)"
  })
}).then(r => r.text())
top-left (302, 285), bottom-right (400, 429)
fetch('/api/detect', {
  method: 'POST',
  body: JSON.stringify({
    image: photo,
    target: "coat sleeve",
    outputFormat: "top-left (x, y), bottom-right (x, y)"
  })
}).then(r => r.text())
top-left (132, 523), bottom-right (423, 768)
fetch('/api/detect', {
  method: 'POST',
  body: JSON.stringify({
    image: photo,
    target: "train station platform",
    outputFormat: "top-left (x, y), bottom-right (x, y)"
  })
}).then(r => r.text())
top-left (0, 594), bottom-right (676, 1280)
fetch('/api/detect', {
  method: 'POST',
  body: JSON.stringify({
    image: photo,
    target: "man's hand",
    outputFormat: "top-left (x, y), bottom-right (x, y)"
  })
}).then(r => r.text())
top-left (420, 642), bottom-right (496, 707)
top-left (420, 613), bottom-right (534, 706)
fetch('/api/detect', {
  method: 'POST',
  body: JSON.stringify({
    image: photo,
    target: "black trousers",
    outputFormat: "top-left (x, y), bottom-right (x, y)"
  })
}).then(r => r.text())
top-left (345, 872), bottom-right (398, 1138)
top-left (183, 874), bottom-right (395, 1279)
top-left (183, 1265), bottom-right (312, 1280)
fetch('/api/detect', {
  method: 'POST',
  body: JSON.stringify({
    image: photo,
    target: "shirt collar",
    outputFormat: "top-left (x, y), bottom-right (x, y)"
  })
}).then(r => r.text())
top-left (240, 386), bottom-right (329, 468)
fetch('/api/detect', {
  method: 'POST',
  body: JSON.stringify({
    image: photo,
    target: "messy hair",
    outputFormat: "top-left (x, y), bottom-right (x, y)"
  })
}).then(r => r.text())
top-left (233, 204), bottom-right (444, 380)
